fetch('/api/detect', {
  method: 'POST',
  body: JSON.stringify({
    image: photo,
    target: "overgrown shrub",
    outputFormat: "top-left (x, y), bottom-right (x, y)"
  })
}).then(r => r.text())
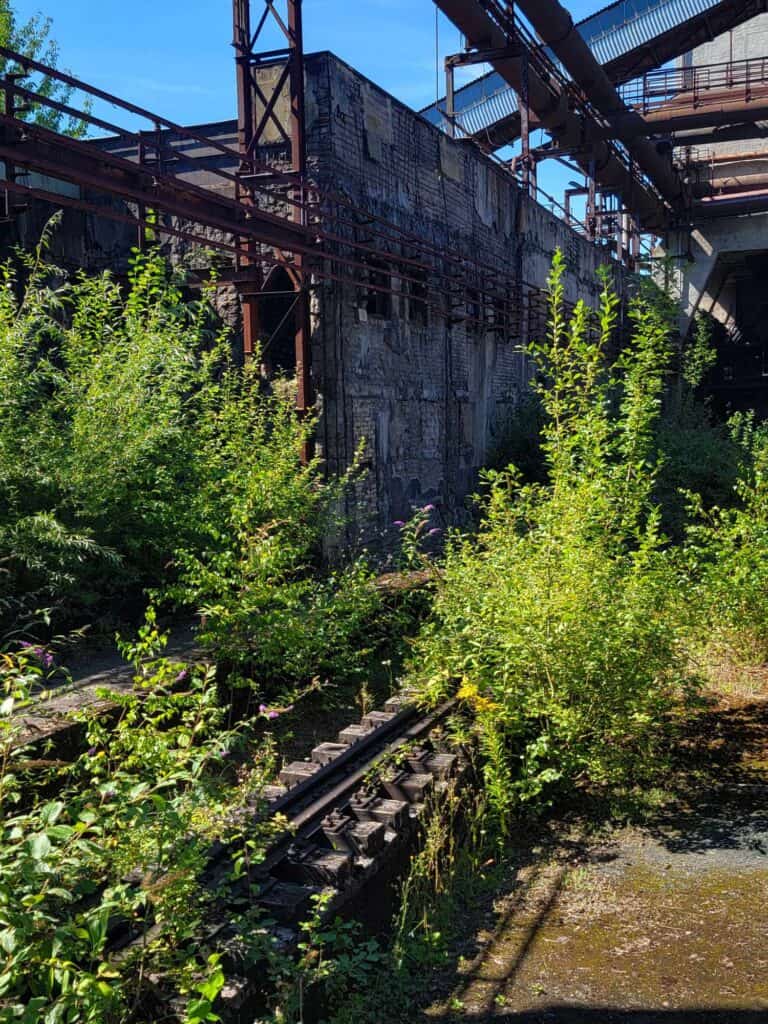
top-left (410, 253), bottom-right (695, 816)
top-left (685, 416), bottom-right (768, 662)
top-left (0, 621), bottom-right (282, 1022)
top-left (0, 223), bottom-right (383, 685)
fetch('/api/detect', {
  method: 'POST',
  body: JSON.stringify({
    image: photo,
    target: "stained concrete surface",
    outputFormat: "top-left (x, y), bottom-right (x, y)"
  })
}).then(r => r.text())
top-left (422, 689), bottom-right (768, 1023)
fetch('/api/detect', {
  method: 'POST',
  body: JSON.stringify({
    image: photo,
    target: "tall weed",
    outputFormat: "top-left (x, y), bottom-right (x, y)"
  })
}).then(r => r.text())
top-left (0, 224), bottom-right (380, 687)
top-left (410, 253), bottom-right (693, 814)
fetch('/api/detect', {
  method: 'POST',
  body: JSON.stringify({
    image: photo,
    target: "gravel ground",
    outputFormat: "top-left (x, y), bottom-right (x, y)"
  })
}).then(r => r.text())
top-left (419, 676), bottom-right (768, 1023)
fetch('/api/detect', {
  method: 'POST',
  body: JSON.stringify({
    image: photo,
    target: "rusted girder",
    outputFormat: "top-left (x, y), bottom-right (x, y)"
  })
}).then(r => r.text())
top-left (694, 192), bottom-right (768, 220)
top-left (672, 123), bottom-right (768, 150)
top-left (691, 172), bottom-right (768, 200)
top-left (432, 0), bottom-right (669, 232)
top-left (514, 0), bottom-right (687, 212)
top-left (0, 116), bottom-right (310, 254)
top-left (427, 0), bottom-right (768, 154)
top-left (641, 98), bottom-right (768, 138)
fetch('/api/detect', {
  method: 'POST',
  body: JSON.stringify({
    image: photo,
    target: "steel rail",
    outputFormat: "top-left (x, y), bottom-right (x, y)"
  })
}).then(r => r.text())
top-left (0, 44), bottom-right (301, 193)
top-left (217, 698), bottom-right (457, 880)
top-left (107, 695), bottom-right (460, 958)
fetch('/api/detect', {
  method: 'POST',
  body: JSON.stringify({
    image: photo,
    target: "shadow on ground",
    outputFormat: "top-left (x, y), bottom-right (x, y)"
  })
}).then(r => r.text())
top-left (484, 1010), bottom-right (768, 1023)
top-left (418, 690), bottom-right (768, 1023)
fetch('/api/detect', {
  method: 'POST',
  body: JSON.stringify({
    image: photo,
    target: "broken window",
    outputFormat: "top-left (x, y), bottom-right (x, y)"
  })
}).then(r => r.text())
top-left (407, 263), bottom-right (429, 327)
top-left (363, 255), bottom-right (391, 318)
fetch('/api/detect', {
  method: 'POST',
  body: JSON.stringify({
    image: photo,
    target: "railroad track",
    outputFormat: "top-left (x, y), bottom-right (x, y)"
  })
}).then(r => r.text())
top-left (123, 692), bottom-right (464, 1020)
top-left (221, 693), bottom-right (462, 1017)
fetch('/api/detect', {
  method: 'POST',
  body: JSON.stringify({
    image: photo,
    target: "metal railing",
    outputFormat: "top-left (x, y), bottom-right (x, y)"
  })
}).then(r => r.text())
top-left (620, 55), bottom-right (768, 115)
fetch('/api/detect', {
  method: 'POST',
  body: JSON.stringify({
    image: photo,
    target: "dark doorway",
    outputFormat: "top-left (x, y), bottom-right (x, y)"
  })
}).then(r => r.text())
top-left (260, 266), bottom-right (298, 377)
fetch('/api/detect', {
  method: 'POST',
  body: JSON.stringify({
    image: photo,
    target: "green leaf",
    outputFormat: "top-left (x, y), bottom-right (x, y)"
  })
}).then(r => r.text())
top-left (28, 833), bottom-right (52, 861)
top-left (39, 801), bottom-right (65, 826)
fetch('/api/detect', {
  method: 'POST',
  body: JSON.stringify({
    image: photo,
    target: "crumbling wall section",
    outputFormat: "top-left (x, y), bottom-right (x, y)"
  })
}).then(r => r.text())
top-left (306, 53), bottom-right (616, 543)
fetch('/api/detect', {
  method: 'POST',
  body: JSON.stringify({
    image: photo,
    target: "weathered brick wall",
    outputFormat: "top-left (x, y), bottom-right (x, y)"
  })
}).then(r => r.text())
top-left (304, 53), bottom-right (618, 544)
top-left (4, 51), bottom-right (621, 548)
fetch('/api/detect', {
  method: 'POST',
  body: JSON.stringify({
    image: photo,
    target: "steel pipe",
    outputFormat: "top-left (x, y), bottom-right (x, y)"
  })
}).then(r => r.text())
top-left (432, 0), bottom-right (669, 231)
top-left (515, 0), bottom-right (688, 211)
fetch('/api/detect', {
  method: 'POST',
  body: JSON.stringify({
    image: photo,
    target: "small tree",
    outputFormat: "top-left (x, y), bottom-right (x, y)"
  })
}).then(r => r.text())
top-left (0, 1), bottom-right (89, 137)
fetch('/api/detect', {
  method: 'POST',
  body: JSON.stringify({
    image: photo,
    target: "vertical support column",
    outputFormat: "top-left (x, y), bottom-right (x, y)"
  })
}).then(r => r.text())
top-left (586, 158), bottom-right (597, 243)
top-left (2, 74), bottom-right (17, 222)
top-left (233, 0), bottom-right (262, 364)
top-left (445, 60), bottom-right (456, 139)
top-left (519, 44), bottom-right (531, 198)
top-left (288, 0), bottom-right (312, 423)
top-left (630, 216), bottom-right (641, 270)
top-left (233, 0), bottom-right (312, 434)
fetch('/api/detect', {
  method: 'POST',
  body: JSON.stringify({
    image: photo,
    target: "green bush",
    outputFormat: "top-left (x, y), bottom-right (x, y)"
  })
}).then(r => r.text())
top-left (0, 619), bottom-right (284, 1023)
top-left (685, 419), bottom-right (768, 662)
top-left (410, 253), bottom-right (694, 815)
top-left (0, 224), bottom-right (382, 685)
top-left (0, 225), bottom-right (230, 618)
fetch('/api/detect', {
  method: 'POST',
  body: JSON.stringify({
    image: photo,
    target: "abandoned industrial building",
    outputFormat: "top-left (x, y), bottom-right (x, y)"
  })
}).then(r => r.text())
top-left (5, 0), bottom-right (768, 537)
top-left (7, 2), bottom-right (768, 1020)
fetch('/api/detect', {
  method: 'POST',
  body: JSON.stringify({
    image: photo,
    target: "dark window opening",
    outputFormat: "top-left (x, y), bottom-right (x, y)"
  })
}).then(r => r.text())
top-left (260, 266), bottom-right (297, 377)
top-left (407, 264), bottom-right (429, 327)
top-left (365, 256), bottom-right (391, 318)
top-left (466, 288), bottom-right (482, 330)
top-left (492, 295), bottom-right (508, 338)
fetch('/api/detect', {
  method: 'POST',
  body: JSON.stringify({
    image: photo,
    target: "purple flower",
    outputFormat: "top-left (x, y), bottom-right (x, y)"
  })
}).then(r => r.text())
top-left (87, 746), bottom-right (97, 757)
top-left (220, 749), bottom-right (231, 759)
top-left (175, 669), bottom-right (189, 684)
top-left (259, 703), bottom-right (291, 721)
top-left (20, 644), bottom-right (54, 669)
top-left (422, 504), bottom-right (436, 513)
top-left (427, 528), bottom-right (442, 537)
top-left (393, 520), bottom-right (406, 528)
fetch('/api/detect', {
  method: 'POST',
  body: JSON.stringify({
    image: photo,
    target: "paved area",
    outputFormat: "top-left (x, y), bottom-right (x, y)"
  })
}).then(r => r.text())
top-left (422, 688), bottom-right (768, 1023)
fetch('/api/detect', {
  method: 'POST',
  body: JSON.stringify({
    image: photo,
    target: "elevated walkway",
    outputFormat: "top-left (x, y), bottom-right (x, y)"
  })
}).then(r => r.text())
top-left (422, 0), bottom-right (767, 147)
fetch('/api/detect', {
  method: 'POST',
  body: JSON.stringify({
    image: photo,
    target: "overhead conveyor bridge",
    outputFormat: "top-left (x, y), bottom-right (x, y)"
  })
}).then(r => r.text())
top-left (421, 0), bottom-right (768, 148)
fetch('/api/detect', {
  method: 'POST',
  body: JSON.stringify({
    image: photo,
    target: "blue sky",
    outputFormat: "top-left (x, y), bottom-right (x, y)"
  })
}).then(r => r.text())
top-left (12, 1), bottom-right (603, 220)
top-left (13, 1), bottom-right (600, 122)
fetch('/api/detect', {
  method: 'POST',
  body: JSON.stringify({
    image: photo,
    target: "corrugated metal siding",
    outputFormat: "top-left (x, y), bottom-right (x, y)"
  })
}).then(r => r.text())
top-left (421, 0), bottom-right (720, 136)
top-left (582, 0), bottom-right (718, 65)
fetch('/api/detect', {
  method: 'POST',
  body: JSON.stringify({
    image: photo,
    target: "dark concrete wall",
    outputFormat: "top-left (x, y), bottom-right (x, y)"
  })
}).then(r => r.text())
top-left (3, 52), bottom-right (621, 546)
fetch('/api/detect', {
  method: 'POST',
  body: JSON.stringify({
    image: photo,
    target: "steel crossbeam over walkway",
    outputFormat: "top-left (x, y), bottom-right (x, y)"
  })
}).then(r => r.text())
top-left (422, 0), bottom-right (768, 147)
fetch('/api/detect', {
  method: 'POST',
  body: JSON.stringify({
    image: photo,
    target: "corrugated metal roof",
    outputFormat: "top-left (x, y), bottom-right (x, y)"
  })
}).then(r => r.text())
top-left (421, 0), bottom-right (720, 137)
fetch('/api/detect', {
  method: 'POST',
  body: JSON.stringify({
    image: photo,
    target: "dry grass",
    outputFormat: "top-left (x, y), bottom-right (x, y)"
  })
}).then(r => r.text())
top-left (697, 644), bottom-right (768, 707)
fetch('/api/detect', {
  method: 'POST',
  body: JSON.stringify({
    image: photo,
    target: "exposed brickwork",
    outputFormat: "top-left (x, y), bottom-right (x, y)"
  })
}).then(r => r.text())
top-left (7, 51), bottom-right (621, 548)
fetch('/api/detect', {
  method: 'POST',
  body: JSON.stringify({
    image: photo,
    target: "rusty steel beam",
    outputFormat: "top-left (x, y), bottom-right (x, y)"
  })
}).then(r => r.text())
top-left (642, 99), bottom-right (768, 137)
top-left (432, 0), bottom-right (669, 231)
top-left (694, 191), bottom-right (768, 219)
top-left (515, 0), bottom-right (687, 212)
top-left (0, 115), bottom-right (310, 254)
top-left (431, 1), bottom-right (768, 153)
top-left (673, 123), bottom-right (768, 150)
top-left (692, 173), bottom-right (768, 199)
